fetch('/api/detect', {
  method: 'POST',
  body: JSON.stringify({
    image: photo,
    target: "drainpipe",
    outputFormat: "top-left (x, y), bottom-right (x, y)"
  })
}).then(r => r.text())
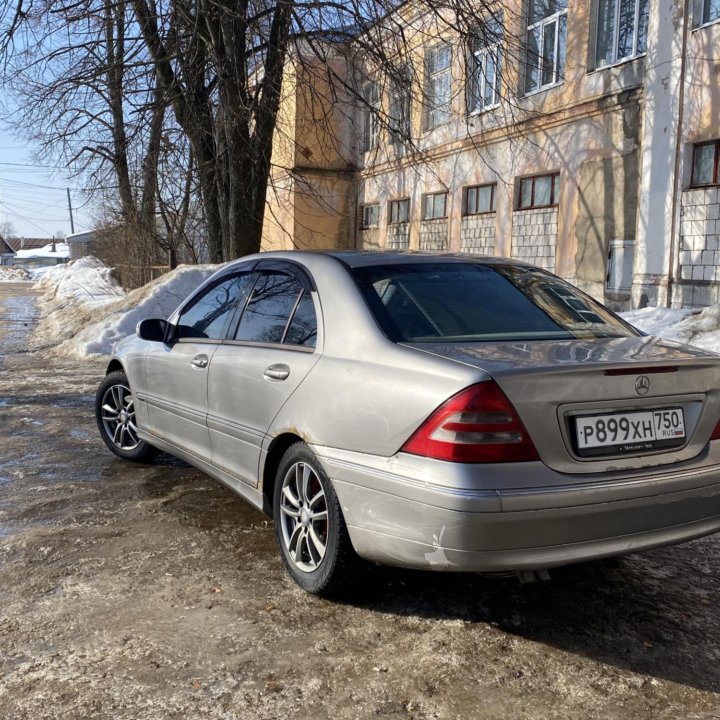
top-left (667, 0), bottom-right (691, 307)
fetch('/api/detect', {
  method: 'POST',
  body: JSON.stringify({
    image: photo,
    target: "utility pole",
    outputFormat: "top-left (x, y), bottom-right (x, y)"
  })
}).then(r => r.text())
top-left (67, 188), bottom-right (75, 234)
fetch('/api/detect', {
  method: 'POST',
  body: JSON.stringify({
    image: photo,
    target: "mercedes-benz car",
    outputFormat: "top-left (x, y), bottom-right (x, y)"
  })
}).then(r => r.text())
top-left (95, 252), bottom-right (720, 594)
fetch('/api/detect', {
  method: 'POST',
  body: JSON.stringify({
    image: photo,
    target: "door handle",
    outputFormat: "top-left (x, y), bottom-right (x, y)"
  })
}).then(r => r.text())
top-left (191, 354), bottom-right (209, 368)
top-left (264, 363), bottom-right (290, 381)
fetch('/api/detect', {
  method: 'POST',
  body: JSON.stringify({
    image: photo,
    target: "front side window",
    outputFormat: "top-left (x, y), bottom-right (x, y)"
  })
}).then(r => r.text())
top-left (389, 198), bottom-right (410, 224)
top-left (595, 0), bottom-right (649, 68)
top-left (464, 183), bottom-right (496, 214)
top-left (389, 65), bottom-right (412, 143)
top-left (423, 192), bottom-right (448, 220)
top-left (352, 262), bottom-right (638, 343)
top-left (468, 15), bottom-right (504, 112)
top-left (424, 43), bottom-right (452, 129)
top-left (525, 0), bottom-right (568, 94)
top-left (691, 141), bottom-right (720, 186)
top-left (177, 274), bottom-right (252, 340)
top-left (362, 80), bottom-right (380, 152)
top-left (361, 203), bottom-right (380, 228)
top-left (234, 271), bottom-right (316, 347)
top-left (519, 172), bottom-right (560, 209)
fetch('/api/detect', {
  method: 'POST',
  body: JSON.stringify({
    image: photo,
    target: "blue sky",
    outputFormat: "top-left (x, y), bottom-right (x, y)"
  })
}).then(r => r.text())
top-left (0, 127), bottom-right (92, 240)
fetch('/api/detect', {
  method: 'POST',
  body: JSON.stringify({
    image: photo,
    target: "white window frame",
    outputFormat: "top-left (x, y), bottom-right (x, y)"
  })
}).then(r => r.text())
top-left (362, 80), bottom-right (380, 152)
top-left (694, 0), bottom-right (720, 27)
top-left (424, 43), bottom-right (452, 130)
top-left (468, 17), bottom-right (503, 114)
top-left (360, 203), bottom-right (380, 229)
top-left (594, 0), bottom-right (648, 68)
top-left (524, 3), bottom-right (567, 94)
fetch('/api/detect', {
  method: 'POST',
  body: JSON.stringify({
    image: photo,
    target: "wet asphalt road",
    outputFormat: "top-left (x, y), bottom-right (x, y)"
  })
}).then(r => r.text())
top-left (2, 281), bottom-right (720, 719)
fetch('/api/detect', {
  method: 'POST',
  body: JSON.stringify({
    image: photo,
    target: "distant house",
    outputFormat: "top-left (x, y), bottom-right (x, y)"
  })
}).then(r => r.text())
top-left (65, 230), bottom-right (97, 260)
top-left (0, 236), bottom-right (15, 266)
top-left (5, 237), bottom-right (51, 254)
top-left (13, 240), bottom-right (70, 269)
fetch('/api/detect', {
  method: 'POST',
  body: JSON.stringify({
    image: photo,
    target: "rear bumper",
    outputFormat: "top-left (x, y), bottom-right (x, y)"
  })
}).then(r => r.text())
top-left (317, 445), bottom-right (720, 571)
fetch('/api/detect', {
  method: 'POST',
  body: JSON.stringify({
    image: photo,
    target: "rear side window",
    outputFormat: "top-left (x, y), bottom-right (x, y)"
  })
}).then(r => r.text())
top-left (177, 274), bottom-right (253, 340)
top-left (352, 263), bottom-right (638, 343)
top-left (234, 271), bottom-right (317, 347)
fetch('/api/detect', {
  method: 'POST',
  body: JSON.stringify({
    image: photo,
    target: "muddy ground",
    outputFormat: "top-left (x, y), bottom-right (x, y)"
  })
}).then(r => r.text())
top-left (2, 281), bottom-right (720, 720)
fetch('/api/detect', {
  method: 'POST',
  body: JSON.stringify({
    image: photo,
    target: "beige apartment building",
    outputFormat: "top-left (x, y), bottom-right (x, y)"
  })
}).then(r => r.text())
top-left (262, 0), bottom-right (720, 310)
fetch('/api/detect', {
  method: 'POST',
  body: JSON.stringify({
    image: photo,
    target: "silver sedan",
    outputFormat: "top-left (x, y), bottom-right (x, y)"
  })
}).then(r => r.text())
top-left (95, 252), bottom-right (720, 594)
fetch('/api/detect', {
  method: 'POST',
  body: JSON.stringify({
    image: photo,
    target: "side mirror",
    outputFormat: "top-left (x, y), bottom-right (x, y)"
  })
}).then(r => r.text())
top-left (137, 318), bottom-right (170, 343)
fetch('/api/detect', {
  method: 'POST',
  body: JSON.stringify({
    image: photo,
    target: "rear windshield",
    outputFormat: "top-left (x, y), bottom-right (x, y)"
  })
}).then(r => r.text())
top-left (351, 263), bottom-right (639, 343)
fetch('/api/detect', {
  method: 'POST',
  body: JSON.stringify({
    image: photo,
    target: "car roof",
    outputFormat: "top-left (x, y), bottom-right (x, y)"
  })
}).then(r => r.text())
top-left (306, 250), bottom-right (533, 270)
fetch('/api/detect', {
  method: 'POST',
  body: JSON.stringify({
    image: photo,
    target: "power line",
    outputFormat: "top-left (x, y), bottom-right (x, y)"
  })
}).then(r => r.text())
top-left (0, 161), bottom-right (67, 170)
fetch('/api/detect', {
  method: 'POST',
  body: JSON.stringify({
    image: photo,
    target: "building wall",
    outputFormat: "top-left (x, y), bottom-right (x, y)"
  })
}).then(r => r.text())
top-left (460, 214), bottom-right (495, 255)
top-left (262, 0), bottom-right (720, 311)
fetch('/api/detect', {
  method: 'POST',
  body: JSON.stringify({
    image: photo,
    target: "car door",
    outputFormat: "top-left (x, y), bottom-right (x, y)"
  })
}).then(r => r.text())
top-left (207, 263), bottom-right (321, 487)
top-left (143, 271), bottom-right (255, 460)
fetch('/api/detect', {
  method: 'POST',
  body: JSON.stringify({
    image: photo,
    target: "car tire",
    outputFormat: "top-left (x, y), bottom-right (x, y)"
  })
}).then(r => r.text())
top-left (95, 370), bottom-right (157, 462)
top-left (273, 442), bottom-right (357, 595)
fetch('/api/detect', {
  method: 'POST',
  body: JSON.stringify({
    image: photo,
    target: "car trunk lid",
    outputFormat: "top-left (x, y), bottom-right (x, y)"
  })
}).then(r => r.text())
top-left (407, 336), bottom-right (720, 475)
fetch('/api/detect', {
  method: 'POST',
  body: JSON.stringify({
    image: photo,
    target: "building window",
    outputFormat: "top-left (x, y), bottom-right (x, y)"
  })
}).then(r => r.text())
top-left (595, 0), bottom-right (649, 68)
top-left (360, 204), bottom-right (380, 228)
top-left (464, 183), bottom-right (496, 215)
top-left (696, 0), bottom-right (720, 26)
top-left (518, 173), bottom-right (560, 209)
top-left (691, 141), bottom-right (720, 187)
top-left (423, 191), bottom-right (448, 220)
top-left (424, 43), bottom-right (452, 129)
top-left (389, 198), bottom-right (410, 224)
top-left (468, 15), bottom-right (503, 113)
top-left (389, 66), bottom-right (412, 144)
top-left (524, 0), bottom-right (567, 94)
top-left (362, 80), bottom-right (380, 152)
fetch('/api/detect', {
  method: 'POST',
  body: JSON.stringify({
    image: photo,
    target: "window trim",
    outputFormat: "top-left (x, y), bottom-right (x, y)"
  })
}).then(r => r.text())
top-left (592, 0), bottom-right (648, 70)
top-left (518, 172), bottom-right (560, 210)
top-left (360, 203), bottom-right (380, 229)
top-left (463, 183), bottom-right (497, 215)
top-left (388, 198), bottom-right (411, 225)
top-left (422, 191), bottom-right (449, 220)
top-left (524, 3), bottom-right (568, 95)
top-left (690, 140), bottom-right (720, 188)
top-left (423, 42), bottom-right (453, 131)
top-left (389, 65), bottom-right (412, 144)
top-left (693, 0), bottom-right (720, 28)
top-left (467, 18), bottom-right (504, 115)
top-left (361, 79), bottom-right (380, 153)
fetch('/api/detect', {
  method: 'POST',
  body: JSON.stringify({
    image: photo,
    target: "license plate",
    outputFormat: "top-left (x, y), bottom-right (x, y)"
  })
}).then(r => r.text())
top-left (575, 408), bottom-right (686, 457)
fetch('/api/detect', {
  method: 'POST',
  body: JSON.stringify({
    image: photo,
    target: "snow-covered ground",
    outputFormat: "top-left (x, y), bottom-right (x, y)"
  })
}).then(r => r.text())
top-left (30, 256), bottom-right (218, 357)
top-left (22, 254), bottom-right (720, 358)
top-left (619, 306), bottom-right (720, 354)
top-left (0, 267), bottom-right (31, 282)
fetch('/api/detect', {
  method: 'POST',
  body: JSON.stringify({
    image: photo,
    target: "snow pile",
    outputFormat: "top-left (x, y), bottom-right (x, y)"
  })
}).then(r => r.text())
top-left (15, 241), bottom-right (71, 259)
top-left (31, 256), bottom-right (218, 357)
top-left (620, 306), bottom-right (720, 354)
top-left (0, 266), bottom-right (31, 282)
top-left (33, 256), bottom-right (125, 307)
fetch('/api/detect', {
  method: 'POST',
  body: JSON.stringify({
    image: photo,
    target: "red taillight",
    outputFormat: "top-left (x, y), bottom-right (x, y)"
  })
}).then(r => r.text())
top-left (711, 420), bottom-right (720, 441)
top-left (401, 381), bottom-right (540, 463)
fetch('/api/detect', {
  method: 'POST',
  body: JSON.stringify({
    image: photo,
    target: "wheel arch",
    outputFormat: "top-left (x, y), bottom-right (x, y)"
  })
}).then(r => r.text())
top-left (261, 432), bottom-right (304, 516)
top-left (105, 358), bottom-right (125, 375)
